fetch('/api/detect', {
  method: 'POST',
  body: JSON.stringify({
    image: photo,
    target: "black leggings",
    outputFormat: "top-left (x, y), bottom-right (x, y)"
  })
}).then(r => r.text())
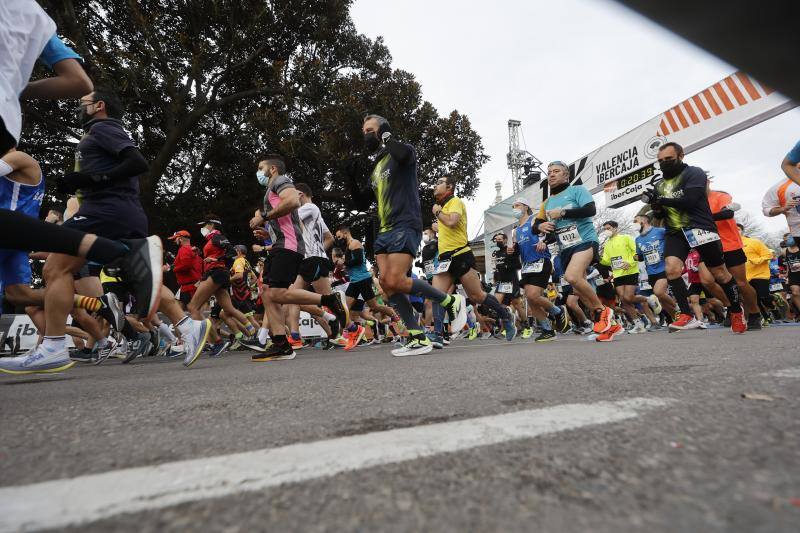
top-left (0, 209), bottom-right (128, 264)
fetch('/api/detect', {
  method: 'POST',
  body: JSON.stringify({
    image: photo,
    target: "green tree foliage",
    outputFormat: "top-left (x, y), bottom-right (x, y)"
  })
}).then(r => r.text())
top-left (22, 0), bottom-right (488, 246)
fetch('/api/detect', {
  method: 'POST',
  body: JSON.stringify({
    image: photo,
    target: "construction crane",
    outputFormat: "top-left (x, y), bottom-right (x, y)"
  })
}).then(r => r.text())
top-left (506, 119), bottom-right (543, 193)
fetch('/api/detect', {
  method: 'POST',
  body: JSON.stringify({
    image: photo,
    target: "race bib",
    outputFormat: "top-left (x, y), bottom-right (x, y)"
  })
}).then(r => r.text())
top-left (789, 260), bottom-right (800, 273)
top-left (595, 278), bottom-right (606, 286)
top-left (770, 282), bottom-right (784, 292)
top-left (547, 243), bottom-right (559, 256)
top-left (683, 228), bottom-right (721, 247)
top-left (611, 256), bottom-right (625, 271)
top-left (556, 224), bottom-right (583, 247)
top-left (496, 282), bottom-right (513, 293)
top-left (645, 250), bottom-right (661, 266)
top-left (434, 260), bottom-right (451, 274)
top-left (424, 261), bottom-right (435, 276)
top-left (521, 260), bottom-right (544, 274)
top-left (639, 279), bottom-right (652, 290)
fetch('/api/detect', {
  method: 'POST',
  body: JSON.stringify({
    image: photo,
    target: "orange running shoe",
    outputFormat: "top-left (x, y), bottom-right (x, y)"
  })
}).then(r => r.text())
top-left (668, 313), bottom-right (701, 331)
top-left (288, 336), bottom-right (304, 350)
top-left (344, 325), bottom-right (365, 351)
top-left (729, 311), bottom-right (747, 334)
top-left (595, 323), bottom-right (623, 342)
top-left (592, 306), bottom-right (614, 334)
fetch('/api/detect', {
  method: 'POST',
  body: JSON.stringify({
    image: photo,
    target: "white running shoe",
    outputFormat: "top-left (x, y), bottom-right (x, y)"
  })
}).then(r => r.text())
top-left (0, 346), bottom-right (74, 374)
top-left (183, 318), bottom-right (211, 367)
top-left (647, 294), bottom-right (662, 316)
top-left (445, 294), bottom-right (468, 335)
top-left (391, 336), bottom-right (434, 357)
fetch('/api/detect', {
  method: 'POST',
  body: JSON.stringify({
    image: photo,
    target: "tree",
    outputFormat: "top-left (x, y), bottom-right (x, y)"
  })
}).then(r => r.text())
top-left (735, 210), bottom-right (784, 251)
top-left (22, 0), bottom-right (488, 247)
top-left (593, 205), bottom-right (636, 236)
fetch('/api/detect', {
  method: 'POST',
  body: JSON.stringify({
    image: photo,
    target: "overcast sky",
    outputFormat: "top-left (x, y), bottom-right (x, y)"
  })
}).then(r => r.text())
top-left (350, 0), bottom-right (799, 238)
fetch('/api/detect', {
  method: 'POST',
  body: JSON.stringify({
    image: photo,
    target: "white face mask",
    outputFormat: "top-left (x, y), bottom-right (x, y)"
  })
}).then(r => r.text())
top-left (600, 229), bottom-right (612, 240)
top-left (256, 170), bottom-right (268, 186)
top-left (422, 235), bottom-right (431, 244)
top-left (633, 223), bottom-right (642, 233)
top-left (512, 208), bottom-right (523, 218)
top-left (200, 227), bottom-right (210, 237)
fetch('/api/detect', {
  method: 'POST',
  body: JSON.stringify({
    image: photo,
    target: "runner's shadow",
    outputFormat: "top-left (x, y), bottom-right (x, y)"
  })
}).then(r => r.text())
top-left (2, 375), bottom-right (75, 385)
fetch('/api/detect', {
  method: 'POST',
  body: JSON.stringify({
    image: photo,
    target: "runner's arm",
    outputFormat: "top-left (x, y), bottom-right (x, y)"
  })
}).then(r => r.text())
top-left (562, 201), bottom-right (596, 219)
top-left (21, 58), bottom-right (93, 100)
top-left (781, 157), bottom-right (800, 187)
top-left (345, 248), bottom-right (365, 267)
top-left (656, 187), bottom-right (704, 209)
top-left (384, 137), bottom-right (413, 166)
top-left (265, 187), bottom-right (300, 220)
top-left (436, 210), bottom-right (460, 228)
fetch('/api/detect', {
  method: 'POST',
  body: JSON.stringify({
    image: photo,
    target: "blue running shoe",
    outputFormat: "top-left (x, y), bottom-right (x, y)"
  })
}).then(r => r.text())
top-left (502, 319), bottom-right (517, 341)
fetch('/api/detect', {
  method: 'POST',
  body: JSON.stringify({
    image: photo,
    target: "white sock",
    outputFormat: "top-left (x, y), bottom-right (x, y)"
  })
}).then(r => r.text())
top-left (96, 336), bottom-right (109, 348)
top-left (322, 311), bottom-right (335, 322)
top-left (258, 327), bottom-right (269, 344)
top-left (158, 322), bottom-right (177, 343)
top-left (176, 317), bottom-right (193, 336)
top-left (41, 336), bottom-right (66, 353)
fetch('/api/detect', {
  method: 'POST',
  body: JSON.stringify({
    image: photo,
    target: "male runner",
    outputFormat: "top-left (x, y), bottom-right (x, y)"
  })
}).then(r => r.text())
top-left (740, 225), bottom-right (774, 325)
top-left (490, 232), bottom-right (526, 330)
top-left (641, 142), bottom-right (746, 333)
top-left (249, 155), bottom-right (347, 360)
top-left (345, 115), bottom-right (465, 356)
top-left (511, 198), bottom-right (569, 342)
top-left (429, 176), bottom-right (516, 346)
top-left (780, 140), bottom-right (800, 187)
top-left (534, 161), bottom-right (618, 340)
top-left (168, 229), bottom-right (202, 310)
top-left (762, 176), bottom-right (800, 243)
top-left (634, 213), bottom-right (676, 319)
top-left (781, 236), bottom-right (800, 313)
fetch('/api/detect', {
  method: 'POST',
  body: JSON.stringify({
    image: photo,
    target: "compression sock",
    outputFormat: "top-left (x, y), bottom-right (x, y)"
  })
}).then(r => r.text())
top-left (74, 295), bottom-right (102, 313)
top-left (549, 305), bottom-right (562, 315)
top-left (410, 278), bottom-right (450, 304)
top-left (121, 319), bottom-right (139, 339)
top-left (389, 293), bottom-right (422, 333)
top-left (482, 293), bottom-right (511, 321)
top-left (433, 302), bottom-right (445, 334)
top-left (720, 278), bottom-right (742, 313)
top-left (85, 237), bottom-right (129, 264)
top-left (158, 322), bottom-right (177, 343)
top-left (538, 318), bottom-right (553, 331)
top-left (668, 278), bottom-right (693, 315)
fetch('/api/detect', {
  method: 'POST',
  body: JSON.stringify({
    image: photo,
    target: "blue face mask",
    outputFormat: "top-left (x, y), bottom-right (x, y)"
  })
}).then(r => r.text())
top-left (256, 170), bottom-right (268, 186)
top-left (788, 237), bottom-right (797, 248)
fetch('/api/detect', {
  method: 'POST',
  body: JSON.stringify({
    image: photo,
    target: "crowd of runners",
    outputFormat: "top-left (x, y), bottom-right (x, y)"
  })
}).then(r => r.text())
top-left (1, 1), bottom-right (799, 375)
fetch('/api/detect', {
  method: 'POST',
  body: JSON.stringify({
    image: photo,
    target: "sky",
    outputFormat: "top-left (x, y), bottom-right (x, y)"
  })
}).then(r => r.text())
top-left (350, 0), bottom-right (798, 239)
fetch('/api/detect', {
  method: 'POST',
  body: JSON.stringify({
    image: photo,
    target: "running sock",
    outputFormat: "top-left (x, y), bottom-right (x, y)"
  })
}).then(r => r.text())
top-left (538, 318), bottom-right (553, 331)
top-left (74, 295), bottom-right (102, 312)
top-left (176, 316), bottom-right (193, 336)
top-left (549, 305), bottom-right (562, 315)
top-left (720, 278), bottom-right (742, 313)
top-left (668, 278), bottom-right (693, 315)
top-left (86, 238), bottom-right (129, 264)
top-left (410, 279), bottom-right (450, 304)
top-left (388, 293), bottom-right (422, 332)
top-left (433, 302), bottom-right (445, 334)
top-left (482, 293), bottom-right (511, 321)
top-left (322, 311), bottom-right (336, 322)
top-left (158, 322), bottom-right (177, 343)
top-left (290, 332), bottom-right (301, 341)
top-left (527, 316), bottom-right (535, 328)
top-left (235, 331), bottom-right (244, 340)
top-left (121, 319), bottom-right (138, 339)
top-left (273, 334), bottom-right (288, 346)
top-left (257, 327), bottom-right (269, 344)
top-left (42, 335), bottom-right (66, 353)
top-left (245, 323), bottom-right (256, 336)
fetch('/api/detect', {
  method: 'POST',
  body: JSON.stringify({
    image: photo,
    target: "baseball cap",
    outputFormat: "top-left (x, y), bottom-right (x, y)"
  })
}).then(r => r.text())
top-left (512, 197), bottom-right (529, 206)
top-left (168, 230), bottom-right (190, 240)
top-left (197, 217), bottom-right (222, 226)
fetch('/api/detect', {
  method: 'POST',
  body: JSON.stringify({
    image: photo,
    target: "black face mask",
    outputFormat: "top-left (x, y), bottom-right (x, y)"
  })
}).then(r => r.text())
top-left (495, 241), bottom-right (505, 249)
top-left (334, 238), bottom-right (347, 250)
top-left (363, 133), bottom-right (381, 152)
top-left (659, 159), bottom-right (683, 178)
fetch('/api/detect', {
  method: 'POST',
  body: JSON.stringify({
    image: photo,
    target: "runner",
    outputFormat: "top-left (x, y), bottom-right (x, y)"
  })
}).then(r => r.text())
top-left (780, 139), bottom-right (800, 187)
top-left (634, 212), bottom-right (676, 319)
top-left (415, 224), bottom-right (439, 328)
top-left (511, 197), bottom-right (569, 342)
top-left (707, 187), bottom-right (761, 329)
top-left (781, 236), bottom-right (800, 314)
top-left (640, 142), bottom-right (746, 333)
top-left (168, 229), bottom-right (202, 311)
top-left (345, 115), bottom-right (466, 356)
top-left (534, 161), bottom-right (619, 341)
top-left (740, 225), bottom-right (775, 325)
top-left (249, 155), bottom-right (347, 360)
top-left (428, 176), bottom-right (516, 346)
top-left (490, 232), bottom-right (524, 324)
top-left (762, 176), bottom-right (800, 244)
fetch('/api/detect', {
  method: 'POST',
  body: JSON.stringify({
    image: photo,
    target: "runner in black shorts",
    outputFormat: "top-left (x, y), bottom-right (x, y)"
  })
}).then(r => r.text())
top-left (783, 237), bottom-right (800, 312)
top-left (642, 142), bottom-right (745, 333)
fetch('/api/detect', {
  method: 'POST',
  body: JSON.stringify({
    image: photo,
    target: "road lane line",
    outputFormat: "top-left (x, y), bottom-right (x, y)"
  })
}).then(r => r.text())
top-left (763, 367), bottom-right (800, 378)
top-left (0, 397), bottom-right (672, 532)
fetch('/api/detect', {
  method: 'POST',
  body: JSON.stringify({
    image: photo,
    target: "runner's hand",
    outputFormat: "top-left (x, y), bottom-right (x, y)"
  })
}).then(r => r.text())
top-left (538, 221), bottom-right (555, 233)
top-left (249, 213), bottom-right (264, 229)
top-left (253, 228), bottom-right (269, 240)
top-left (621, 261), bottom-right (630, 270)
top-left (536, 240), bottom-right (546, 252)
top-left (546, 209), bottom-right (563, 220)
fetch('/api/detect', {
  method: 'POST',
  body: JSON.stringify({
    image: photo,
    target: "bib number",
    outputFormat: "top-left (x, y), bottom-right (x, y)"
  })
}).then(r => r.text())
top-left (497, 282), bottom-right (513, 294)
top-left (611, 256), bottom-right (625, 271)
top-left (770, 282), bottom-right (784, 292)
top-left (639, 279), bottom-right (652, 290)
top-left (547, 243), bottom-right (559, 256)
top-left (644, 250), bottom-right (661, 266)
top-left (683, 228), bottom-right (720, 247)
top-left (789, 260), bottom-right (800, 273)
top-left (556, 224), bottom-right (583, 247)
top-left (424, 261), bottom-right (435, 276)
top-left (434, 260), bottom-right (451, 275)
top-left (522, 260), bottom-right (544, 274)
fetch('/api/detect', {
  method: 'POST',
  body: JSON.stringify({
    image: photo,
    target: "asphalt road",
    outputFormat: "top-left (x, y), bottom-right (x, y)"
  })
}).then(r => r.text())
top-left (1, 325), bottom-right (799, 532)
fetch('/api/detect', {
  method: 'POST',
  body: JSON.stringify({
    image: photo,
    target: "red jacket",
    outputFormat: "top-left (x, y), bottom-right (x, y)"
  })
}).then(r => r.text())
top-left (202, 230), bottom-right (230, 272)
top-left (172, 244), bottom-right (202, 291)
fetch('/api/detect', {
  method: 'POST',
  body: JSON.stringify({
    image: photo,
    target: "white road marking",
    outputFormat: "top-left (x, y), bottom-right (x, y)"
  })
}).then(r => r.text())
top-left (0, 397), bottom-right (672, 532)
top-left (764, 367), bottom-right (800, 378)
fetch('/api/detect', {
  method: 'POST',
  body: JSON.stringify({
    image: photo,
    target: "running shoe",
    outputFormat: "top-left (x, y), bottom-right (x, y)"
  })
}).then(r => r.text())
top-left (208, 340), bottom-right (230, 357)
top-left (442, 294), bottom-right (467, 335)
top-left (646, 294), bottom-right (662, 316)
top-left (252, 342), bottom-right (296, 361)
top-left (94, 337), bottom-right (119, 365)
top-left (595, 323), bottom-right (623, 342)
top-left (229, 338), bottom-right (242, 351)
top-left (730, 311), bottom-right (747, 334)
top-left (98, 292), bottom-right (126, 332)
top-left (553, 306), bottom-right (571, 333)
top-left (148, 330), bottom-right (160, 356)
top-left (426, 332), bottom-right (444, 349)
top-left (344, 325), bottom-right (365, 351)
top-left (746, 313), bottom-right (762, 331)
top-left (647, 322), bottom-right (663, 331)
top-left (122, 332), bottom-right (152, 364)
top-left (120, 236), bottom-right (163, 321)
top-left (502, 319), bottom-right (516, 341)
top-left (289, 337), bottom-right (305, 350)
top-left (521, 327), bottom-right (533, 339)
top-left (70, 348), bottom-right (97, 363)
top-left (183, 318), bottom-right (211, 367)
top-left (167, 342), bottom-right (184, 358)
top-left (632, 320), bottom-right (647, 334)
top-left (722, 315), bottom-right (732, 328)
top-left (592, 306), bottom-right (614, 334)
top-left (467, 326), bottom-right (480, 340)
top-left (0, 346), bottom-right (75, 374)
top-left (391, 335), bottom-right (433, 357)
top-left (240, 336), bottom-right (268, 352)
top-left (535, 330), bottom-right (556, 342)
top-left (698, 321), bottom-right (708, 329)
top-left (327, 315), bottom-right (340, 341)
top-left (329, 291), bottom-right (349, 331)
top-left (668, 313), bottom-right (702, 331)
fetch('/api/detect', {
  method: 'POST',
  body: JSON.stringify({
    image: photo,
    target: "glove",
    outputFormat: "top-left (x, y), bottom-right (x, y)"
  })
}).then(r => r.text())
top-left (56, 175), bottom-right (78, 194)
top-left (58, 171), bottom-right (107, 194)
top-left (378, 122), bottom-right (392, 143)
top-left (640, 188), bottom-right (660, 205)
